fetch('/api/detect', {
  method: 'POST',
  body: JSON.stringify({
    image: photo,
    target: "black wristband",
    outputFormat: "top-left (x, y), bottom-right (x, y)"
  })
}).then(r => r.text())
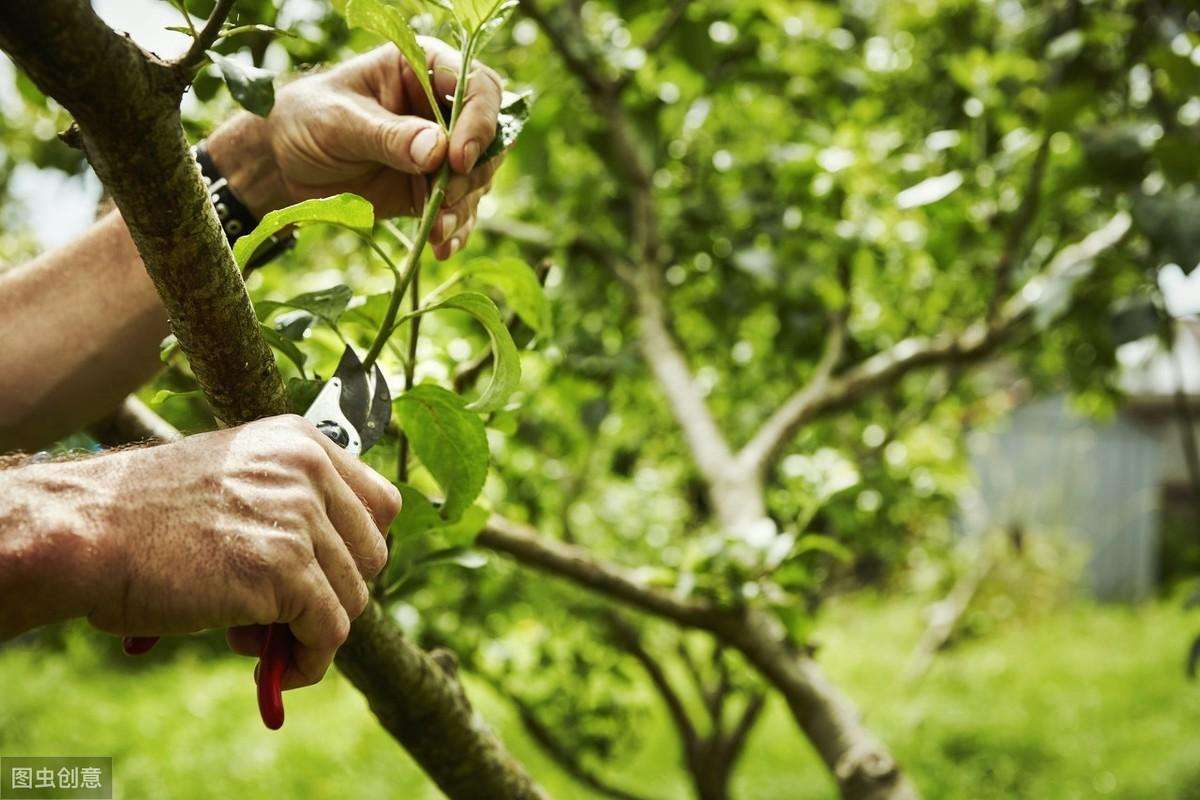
top-left (194, 143), bottom-right (294, 270)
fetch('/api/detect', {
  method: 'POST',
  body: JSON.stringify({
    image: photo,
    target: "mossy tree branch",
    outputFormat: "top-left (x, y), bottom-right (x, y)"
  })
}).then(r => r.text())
top-left (0, 3), bottom-right (542, 797)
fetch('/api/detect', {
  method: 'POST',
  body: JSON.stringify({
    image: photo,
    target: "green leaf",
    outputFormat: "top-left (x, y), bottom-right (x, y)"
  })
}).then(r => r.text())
top-left (219, 23), bottom-right (297, 41)
top-left (420, 292), bottom-right (521, 412)
top-left (382, 486), bottom-right (489, 592)
top-left (437, 504), bottom-right (489, 548)
top-left (415, 547), bottom-right (488, 569)
top-left (234, 194), bottom-right (374, 269)
top-left (394, 385), bottom-right (488, 522)
top-left (206, 50), bottom-right (276, 117)
top-left (792, 534), bottom-right (854, 563)
top-left (344, 0), bottom-right (443, 126)
top-left (159, 334), bottom-right (179, 363)
top-left (257, 285), bottom-right (354, 325)
top-left (260, 322), bottom-right (308, 376)
top-left (481, 92), bottom-right (531, 163)
top-left (273, 310), bottom-right (317, 340)
top-left (460, 257), bottom-right (551, 335)
top-left (451, 0), bottom-right (517, 35)
top-left (394, 483), bottom-right (444, 538)
top-left (151, 388), bottom-right (202, 406)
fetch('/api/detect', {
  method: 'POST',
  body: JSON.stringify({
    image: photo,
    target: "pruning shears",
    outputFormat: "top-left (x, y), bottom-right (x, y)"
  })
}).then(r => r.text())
top-left (123, 345), bottom-right (391, 731)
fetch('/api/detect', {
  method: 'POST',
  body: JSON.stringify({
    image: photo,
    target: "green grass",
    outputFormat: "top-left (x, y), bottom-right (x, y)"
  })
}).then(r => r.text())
top-left (2, 597), bottom-right (1198, 799)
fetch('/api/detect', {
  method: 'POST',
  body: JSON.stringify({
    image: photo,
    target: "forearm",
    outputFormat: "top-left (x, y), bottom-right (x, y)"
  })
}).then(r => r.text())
top-left (0, 211), bottom-right (168, 452)
top-left (0, 458), bottom-right (109, 639)
top-left (0, 118), bottom-right (282, 454)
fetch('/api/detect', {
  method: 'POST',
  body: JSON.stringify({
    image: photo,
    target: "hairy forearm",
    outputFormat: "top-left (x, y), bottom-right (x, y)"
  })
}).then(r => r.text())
top-left (0, 211), bottom-right (168, 452)
top-left (0, 458), bottom-right (108, 639)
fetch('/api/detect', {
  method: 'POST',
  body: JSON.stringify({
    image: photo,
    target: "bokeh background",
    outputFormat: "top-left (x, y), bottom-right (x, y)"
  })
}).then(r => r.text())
top-left (4, 1), bottom-right (1200, 797)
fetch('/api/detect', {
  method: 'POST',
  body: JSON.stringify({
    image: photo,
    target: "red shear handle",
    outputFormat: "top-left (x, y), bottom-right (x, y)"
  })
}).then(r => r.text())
top-left (122, 636), bottom-right (159, 655)
top-left (257, 622), bottom-right (292, 730)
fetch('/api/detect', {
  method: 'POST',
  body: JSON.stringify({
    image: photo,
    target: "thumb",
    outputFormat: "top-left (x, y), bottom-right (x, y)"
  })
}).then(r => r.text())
top-left (351, 105), bottom-right (447, 175)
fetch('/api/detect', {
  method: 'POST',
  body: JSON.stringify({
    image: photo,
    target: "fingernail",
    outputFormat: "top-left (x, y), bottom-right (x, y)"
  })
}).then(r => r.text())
top-left (450, 237), bottom-right (462, 256)
top-left (463, 140), bottom-right (481, 172)
top-left (441, 213), bottom-right (458, 237)
top-left (411, 127), bottom-right (442, 171)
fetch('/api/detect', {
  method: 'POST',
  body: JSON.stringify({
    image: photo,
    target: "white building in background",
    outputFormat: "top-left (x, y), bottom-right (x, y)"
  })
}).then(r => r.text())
top-left (964, 320), bottom-right (1200, 602)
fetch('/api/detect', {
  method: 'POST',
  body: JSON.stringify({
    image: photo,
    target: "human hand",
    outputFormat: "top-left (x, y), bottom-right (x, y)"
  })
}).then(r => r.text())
top-left (207, 39), bottom-right (504, 260)
top-left (4, 415), bottom-right (400, 689)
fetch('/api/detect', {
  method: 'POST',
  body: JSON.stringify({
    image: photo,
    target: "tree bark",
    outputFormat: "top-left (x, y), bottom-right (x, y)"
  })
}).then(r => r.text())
top-left (0, 1), bottom-right (287, 424)
top-left (0, 3), bottom-right (544, 797)
top-left (337, 604), bottom-right (549, 800)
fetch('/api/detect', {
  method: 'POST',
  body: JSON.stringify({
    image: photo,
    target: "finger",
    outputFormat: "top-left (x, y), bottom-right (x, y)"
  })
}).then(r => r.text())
top-left (433, 214), bottom-right (474, 261)
top-left (301, 420), bottom-right (403, 535)
top-left (434, 180), bottom-right (490, 243)
top-left (321, 473), bottom-right (389, 581)
top-left (310, 517), bottom-right (373, 620)
top-left (421, 37), bottom-right (503, 174)
top-left (444, 157), bottom-right (500, 206)
top-left (346, 100), bottom-right (448, 175)
top-left (282, 566), bottom-right (350, 689)
top-left (226, 625), bottom-right (267, 657)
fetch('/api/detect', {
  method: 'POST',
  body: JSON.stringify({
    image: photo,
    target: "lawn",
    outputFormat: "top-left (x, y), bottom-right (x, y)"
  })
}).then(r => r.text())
top-left (1, 596), bottom-right (1197, 799)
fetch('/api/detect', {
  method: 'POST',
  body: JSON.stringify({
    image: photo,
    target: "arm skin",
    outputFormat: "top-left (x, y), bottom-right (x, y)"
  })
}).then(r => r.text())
top-left (0, 415), bottom-right (401, 688)
top-left (0, 38), bottom-right (503, 452)
top-left (0, 39), bottom-right (502, 683)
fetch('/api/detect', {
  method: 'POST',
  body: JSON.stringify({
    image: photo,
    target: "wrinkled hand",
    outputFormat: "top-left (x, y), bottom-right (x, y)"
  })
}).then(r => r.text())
top-left (72, 415), bottom-right (400, 689)
top-left (209, 39), bottom-right (504, 260)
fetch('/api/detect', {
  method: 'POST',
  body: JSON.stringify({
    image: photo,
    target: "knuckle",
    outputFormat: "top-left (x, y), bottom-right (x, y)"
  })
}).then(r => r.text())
top-left (348, 580), bottom-right (370, 619)
top-left (378, 122), bottom-right (407, 159)
top-left (322, 608), bottom-right (351, 649)
top-left (382, 482), bottom-right (403, 520)
top-left (274, 413), bottom-right (309, 432)
top-left (363, 537), bottom-right (389, 578)
top-left (288, 437), bottom-right (331, 478)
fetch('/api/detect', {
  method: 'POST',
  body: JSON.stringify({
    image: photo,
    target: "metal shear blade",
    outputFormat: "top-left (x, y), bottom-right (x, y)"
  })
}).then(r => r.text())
top-left (306, 346), bottom-right (391, 455)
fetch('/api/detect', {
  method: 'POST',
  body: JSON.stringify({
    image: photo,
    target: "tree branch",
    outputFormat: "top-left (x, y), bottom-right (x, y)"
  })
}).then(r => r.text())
top-left (479, 513), bottom-right (917, 797)
top-left (720, 691), bottom-right (766, 766)
top-left (174, 0), bottom-right (236, 72)
top-left (518, 0), bottom-right (612, 97)
top-left (605, 613), bottom-right (700, 756)
top-left (336, 604), bottom-right (547, 799)
top-left (640, 0), bottom-right (691, 55)
top-left (499, 687), bottom-right (656, 800)
top-left (0, 4), bottom-right (543, 795)
top-left (0, 1), bottom-right (288, 425)
top-left (631, 268), bottom-right (741, 501)
top-left (479, 515), bottom-right (720, 629)
top-left (737, 212), bottom-right (1132, 476)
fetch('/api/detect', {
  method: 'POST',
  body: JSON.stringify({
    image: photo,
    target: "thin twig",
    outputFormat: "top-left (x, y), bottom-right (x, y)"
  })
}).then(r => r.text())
top-left (173, 0), bottom-right (236, 71)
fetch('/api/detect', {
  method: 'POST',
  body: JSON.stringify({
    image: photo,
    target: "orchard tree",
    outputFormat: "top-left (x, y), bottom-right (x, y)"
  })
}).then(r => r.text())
top-left (2, 1), bottom-right (1198, 800)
